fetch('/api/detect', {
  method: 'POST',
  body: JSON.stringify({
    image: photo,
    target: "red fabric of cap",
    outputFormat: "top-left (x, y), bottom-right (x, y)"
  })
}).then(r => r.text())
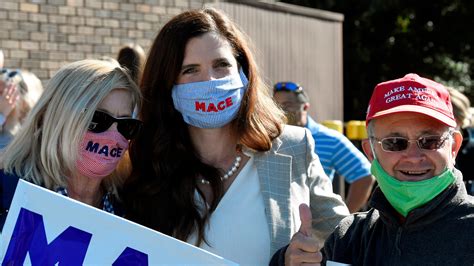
top-left (366, 73), bottom-right (456, 127)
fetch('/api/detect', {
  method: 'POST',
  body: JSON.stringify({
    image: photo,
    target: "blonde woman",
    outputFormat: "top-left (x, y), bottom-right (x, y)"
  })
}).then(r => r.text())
top-left (0, 59), bottom-right (142, 231)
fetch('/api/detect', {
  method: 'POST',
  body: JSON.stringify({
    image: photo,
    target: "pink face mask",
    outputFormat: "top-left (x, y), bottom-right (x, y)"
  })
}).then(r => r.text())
top-left (76, 130), bottom-right (129, 179)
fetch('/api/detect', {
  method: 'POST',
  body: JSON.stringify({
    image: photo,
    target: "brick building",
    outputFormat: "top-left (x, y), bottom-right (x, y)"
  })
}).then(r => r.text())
top-left (0, 0), bottom-right (213, 84)
top-left (0, 0), bottom-right (344, 122)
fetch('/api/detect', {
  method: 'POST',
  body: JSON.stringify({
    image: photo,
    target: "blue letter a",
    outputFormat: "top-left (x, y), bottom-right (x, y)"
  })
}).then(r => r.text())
top-left (112, 247), bottom-right (148, 266)
top-left (2, 208), bottom-right (92, 266)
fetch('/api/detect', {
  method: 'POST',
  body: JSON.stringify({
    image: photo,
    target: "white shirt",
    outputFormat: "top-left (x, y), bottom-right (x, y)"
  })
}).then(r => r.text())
top-left (188, 156), bottom-right (271, 265)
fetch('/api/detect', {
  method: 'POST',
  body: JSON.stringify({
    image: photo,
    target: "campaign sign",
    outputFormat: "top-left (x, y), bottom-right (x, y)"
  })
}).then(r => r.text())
top-left (0, 180), bottom-right (238, 265)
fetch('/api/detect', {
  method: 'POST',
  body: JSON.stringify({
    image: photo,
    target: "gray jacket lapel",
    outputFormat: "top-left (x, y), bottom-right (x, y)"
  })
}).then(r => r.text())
top-left (253, 137), bottom-right (292, 254)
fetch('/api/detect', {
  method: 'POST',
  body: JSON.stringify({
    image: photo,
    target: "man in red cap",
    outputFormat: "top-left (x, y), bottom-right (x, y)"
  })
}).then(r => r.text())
top-left (321, 74), bottom-right (474, 265)
top-left (270, 74), bottom-right (474, 265)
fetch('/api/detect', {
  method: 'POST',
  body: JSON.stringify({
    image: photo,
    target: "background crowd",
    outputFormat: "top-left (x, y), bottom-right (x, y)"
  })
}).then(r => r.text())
top-left (1, 4), bottom-right (473, 266)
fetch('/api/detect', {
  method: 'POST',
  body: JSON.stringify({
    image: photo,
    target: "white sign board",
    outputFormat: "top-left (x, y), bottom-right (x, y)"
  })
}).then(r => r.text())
top-left (0, 180), bottom-right (238, 265)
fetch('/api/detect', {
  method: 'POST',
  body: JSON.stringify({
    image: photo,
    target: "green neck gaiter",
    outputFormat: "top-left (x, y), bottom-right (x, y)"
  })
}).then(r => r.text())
top-left (371, 159), bottom-right (456, 217)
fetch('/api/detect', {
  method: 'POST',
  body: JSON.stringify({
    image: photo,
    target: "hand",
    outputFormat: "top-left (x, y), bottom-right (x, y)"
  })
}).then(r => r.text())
top-left (0, 81), bottom-right (20, 119)
top-left (284, 203), bottom-right (322, 266)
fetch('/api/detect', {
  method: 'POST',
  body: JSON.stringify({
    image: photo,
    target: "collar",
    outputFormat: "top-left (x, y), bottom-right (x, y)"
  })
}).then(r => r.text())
top-left (305, 115), bottom-right (321, 134)
top-left (55, 187), bottom-right (115, 214)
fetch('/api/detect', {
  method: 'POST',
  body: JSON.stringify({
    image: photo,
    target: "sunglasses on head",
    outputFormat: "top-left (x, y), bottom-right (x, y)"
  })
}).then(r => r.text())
top-left (371, 132), bottom-right (452, 152)
top-left (1, 69), bottom-right (22, 82)
top-left (88, 110), bottom-right (143, 139)
top-left (274, 82), bottom-right (303, 93)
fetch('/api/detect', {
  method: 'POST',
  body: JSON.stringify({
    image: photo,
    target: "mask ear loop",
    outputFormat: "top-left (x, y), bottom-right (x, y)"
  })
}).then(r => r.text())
top-left (447, 130), bottom-right (457, 171)
top-left (369, 138), bottom-right (378, 161)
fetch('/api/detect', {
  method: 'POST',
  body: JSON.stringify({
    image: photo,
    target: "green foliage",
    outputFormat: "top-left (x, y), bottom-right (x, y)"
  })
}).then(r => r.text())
top-left (281, 0), bottom-right (474, 120)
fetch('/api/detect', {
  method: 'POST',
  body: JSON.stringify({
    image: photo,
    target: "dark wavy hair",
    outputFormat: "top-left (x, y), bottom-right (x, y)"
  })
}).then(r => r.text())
top-left (123, 8), bottom-right (285, 245)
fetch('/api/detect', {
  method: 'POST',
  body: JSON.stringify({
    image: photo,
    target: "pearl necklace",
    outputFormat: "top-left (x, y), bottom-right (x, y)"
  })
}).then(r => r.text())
top-left (200, 155), bottom-right (242, 185)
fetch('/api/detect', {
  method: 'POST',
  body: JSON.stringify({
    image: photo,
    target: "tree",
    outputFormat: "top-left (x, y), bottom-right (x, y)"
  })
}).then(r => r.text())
top-left (281, 0), bottom-right (474, 120)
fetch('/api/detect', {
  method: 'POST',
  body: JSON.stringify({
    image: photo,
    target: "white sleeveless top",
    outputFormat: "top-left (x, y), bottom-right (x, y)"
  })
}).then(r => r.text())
top-left (187, 156), bottom-right (271, 265)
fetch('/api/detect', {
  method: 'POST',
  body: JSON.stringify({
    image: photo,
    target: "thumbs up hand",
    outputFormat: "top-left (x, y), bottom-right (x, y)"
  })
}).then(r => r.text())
top-left (284, 203), bottom-right (322, 266)
top-left (298, 203), bottom-right (313, 237)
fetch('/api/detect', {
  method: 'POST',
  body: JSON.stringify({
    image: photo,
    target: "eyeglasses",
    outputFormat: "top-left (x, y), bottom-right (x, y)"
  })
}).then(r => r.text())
top-left (371, 132), bottom-right (452, 152)
top-left (274, 82), bottom-right (303, 93)
top-left (88, 110), bottom-right (143, 139)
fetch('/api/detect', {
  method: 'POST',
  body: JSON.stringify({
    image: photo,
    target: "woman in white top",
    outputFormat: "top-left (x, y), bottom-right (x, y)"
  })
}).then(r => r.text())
top-left (123, 8), bottom-right (349, 265)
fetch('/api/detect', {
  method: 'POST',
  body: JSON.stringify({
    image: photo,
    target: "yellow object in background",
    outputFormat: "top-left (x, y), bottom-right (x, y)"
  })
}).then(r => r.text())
top-left (345, 120), bottom-right (368, 140)
top-left (321, 120), bottom-right (344, 134)
top-left (357, 121), bottom-right (368, 139)
top-left (322, 120), bottom-right (368, 140)
top-left (346, 120), bottom-right (360, 140)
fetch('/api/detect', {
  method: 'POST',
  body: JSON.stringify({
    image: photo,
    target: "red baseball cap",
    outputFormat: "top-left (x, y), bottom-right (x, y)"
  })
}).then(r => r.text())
top-left (366, 73), bottom-right (456, 127)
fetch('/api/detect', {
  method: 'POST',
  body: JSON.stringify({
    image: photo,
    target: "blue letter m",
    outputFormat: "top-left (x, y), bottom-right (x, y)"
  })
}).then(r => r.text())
top-left (2, 208), bottom-right (92, 266)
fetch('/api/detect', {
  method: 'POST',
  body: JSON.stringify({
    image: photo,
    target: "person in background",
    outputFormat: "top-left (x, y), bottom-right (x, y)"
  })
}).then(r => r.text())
top-left (320, 74), bottom-right (474, 265)
top-left (447, 87), bottom-right (474, 193)
top-left (122, 8), bottom-right (348, 265)
top-left (116, 43), bottom-right (146, 85)
top-left (273, 82), bottom-right (375, 213)
top-left (0, 59), bottom-right (143, 232)
top-left (0, 69), bottom-right (43, 150)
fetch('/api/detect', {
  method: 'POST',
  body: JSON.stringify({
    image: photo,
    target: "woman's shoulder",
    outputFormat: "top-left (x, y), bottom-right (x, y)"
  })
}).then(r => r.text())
top-left (273, 125), bottom-right (312, 152)
top-left (1, 169), bottom-right (21, 188)
top-left (278, 125), bottom-right (311, 142)
top-left (1, 169), bottom-right (21, 230)
top-left (1, 169), bottom-right (22, 201)
top-left (328, 209), bottom-right (381, 248)
top-left (251, 125), bottom-right (312, 156)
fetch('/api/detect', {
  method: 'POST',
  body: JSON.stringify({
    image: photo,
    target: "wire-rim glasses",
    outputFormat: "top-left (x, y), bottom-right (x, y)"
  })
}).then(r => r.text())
top-left (371, 130), bottom-right (453, 152)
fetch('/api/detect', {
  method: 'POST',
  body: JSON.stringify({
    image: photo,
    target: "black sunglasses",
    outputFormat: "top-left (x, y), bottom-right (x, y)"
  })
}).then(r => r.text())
top-left (371, 132), bottom-right (452, 152)
top-left (88, 110), bottom-right (143, 139)
top-left (274, 82), bottom-right (303, 93)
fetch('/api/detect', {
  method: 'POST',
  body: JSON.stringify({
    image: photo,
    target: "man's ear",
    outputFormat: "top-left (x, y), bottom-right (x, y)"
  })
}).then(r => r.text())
top-left (362, 139), bottom-right (375, 162)
top-left (451, 130), bottom-right (463, 159)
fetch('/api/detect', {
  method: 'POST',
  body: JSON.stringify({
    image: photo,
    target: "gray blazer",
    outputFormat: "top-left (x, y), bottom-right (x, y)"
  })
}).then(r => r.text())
top-left (251, 125), bottom-right (349, 255)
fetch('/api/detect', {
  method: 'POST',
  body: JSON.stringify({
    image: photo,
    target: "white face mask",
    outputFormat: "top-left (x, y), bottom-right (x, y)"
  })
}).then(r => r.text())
top-left (171, 69), bottom-right (248, 128)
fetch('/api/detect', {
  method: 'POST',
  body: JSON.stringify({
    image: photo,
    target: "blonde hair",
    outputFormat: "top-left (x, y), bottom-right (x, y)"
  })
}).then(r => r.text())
top-left (447, 87), bottom-right (472, 129)
top-left (2, 59), bottom-right (141, 196)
